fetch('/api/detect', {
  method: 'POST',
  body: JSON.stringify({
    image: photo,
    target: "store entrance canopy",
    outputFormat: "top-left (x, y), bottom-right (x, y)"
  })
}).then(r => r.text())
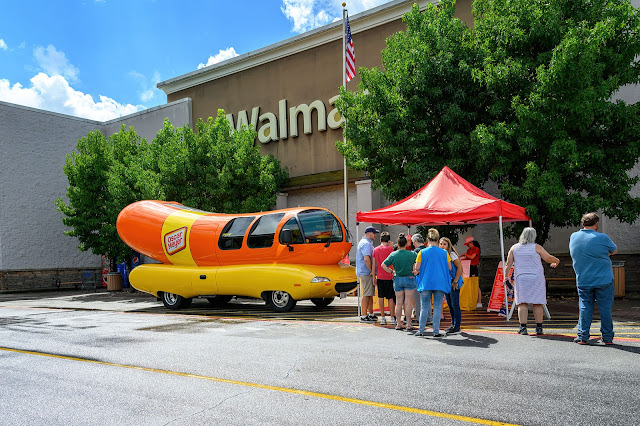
top-left (356, 166), bottom-right (529, 226)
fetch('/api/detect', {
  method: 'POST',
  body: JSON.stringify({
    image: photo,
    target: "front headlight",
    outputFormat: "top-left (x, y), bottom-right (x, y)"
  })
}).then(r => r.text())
top-left (310, 276), bottom-right (331, 283)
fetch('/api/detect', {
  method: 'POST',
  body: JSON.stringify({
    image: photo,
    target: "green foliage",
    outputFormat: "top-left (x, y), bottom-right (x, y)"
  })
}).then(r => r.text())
top-left (55, 125), bottom-right (163, 263)
top-left (57, 113), bottom-right (289, 261)
top-left (152, 111), bottom-right (288, 213)
top-left (337, 2), bottom-right (489, 199)
top-left (337, 0), bottom-right (640, 243)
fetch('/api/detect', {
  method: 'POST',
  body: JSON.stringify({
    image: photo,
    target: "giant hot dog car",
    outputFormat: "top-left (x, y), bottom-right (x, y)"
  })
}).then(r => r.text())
top-left (116, 201), bottom-right (357, 312)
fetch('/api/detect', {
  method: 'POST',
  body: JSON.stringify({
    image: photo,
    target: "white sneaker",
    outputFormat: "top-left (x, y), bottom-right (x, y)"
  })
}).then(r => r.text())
top-left (390, 317), bottom-right (397, 326)
top-left (476, 303), bottom-right (483, 309)
top-left (380, 317), bottom-right (387, 326)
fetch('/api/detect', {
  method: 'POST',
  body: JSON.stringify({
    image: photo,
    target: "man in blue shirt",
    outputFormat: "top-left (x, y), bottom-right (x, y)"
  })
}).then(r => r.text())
top-left (357, 226), bottom-right (379, 322)
top-left (569, 212), bottom-right (618, 345)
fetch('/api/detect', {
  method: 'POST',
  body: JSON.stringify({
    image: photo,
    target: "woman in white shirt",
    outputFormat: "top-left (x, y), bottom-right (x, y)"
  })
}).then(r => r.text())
top-left (504, 227), bottom-right (559, 336)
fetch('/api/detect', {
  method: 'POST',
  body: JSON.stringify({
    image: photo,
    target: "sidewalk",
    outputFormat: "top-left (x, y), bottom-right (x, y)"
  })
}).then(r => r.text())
top-left (0, 288), bottom-right (638, 321)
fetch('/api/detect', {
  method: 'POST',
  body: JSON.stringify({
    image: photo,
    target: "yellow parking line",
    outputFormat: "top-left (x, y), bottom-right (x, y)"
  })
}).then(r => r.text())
top-left (0, 346), bottom-right (518, 426)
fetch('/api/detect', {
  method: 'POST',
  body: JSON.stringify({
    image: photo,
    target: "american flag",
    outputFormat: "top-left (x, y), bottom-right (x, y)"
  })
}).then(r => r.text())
top-left (345, 15), bottom-right (355, 82)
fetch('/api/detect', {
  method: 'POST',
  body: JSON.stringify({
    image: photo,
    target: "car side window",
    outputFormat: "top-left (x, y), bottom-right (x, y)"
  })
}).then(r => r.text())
top-left (278, 217), bottom-right (304, 244)
top-left (247, 213), bottom-right (285, 249)
top-left (218, 216), bottom-right (255, 250)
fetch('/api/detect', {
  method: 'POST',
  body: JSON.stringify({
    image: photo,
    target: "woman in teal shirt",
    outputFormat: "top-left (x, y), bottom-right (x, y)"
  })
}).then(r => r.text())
top-left (382, 234), bottom-right (417, 331)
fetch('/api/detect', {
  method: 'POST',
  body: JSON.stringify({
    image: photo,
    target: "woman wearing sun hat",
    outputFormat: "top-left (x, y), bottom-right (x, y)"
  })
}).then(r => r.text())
top-left (460, 236), bottom-right (482, 308)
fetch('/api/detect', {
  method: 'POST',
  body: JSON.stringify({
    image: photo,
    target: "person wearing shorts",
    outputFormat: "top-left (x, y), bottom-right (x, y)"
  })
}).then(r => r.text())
top-left (373, 231), bottom-right (396, 325)
top-left (382, 234), bottom-right (417, 331)
top-left (357, 226), bottom-right (379, 322)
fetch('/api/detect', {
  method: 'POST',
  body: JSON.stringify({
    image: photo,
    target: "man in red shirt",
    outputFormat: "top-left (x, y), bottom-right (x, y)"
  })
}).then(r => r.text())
top-left (372, 231), bottom-right (396, 325)
top-left (461, 236), bottom-right (483, 308)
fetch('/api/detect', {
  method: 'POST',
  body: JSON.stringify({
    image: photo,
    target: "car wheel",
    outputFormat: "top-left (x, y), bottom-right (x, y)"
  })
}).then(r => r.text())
top-left (207, 295), bottom-right (233, 306)
top-left (310, 297), bottom-right (335, 307)
top-left (268, 291), bottom-right (297, 312)
top-left (161, 292), bottom-right (191, 310)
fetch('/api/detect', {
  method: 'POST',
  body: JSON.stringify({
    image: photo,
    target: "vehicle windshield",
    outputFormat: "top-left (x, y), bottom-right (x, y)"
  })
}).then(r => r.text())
top-left (297, 210), bottom-right (344, 244)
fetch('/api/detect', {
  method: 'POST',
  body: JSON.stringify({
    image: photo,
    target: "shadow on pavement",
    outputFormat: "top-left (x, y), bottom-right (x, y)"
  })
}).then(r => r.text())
top-left (535, 334), bottom-right (640, 354)
top-left (607, 344), bottom-right (640, 355)
top-left (436, 332), bottom-right (498, 348)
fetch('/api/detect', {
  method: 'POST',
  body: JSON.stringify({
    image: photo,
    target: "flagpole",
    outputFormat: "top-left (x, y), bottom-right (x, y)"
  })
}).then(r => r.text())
top-left (343, 3), bottom-right (359, 317)
top-left (342, 4), bottom-right (349, 234)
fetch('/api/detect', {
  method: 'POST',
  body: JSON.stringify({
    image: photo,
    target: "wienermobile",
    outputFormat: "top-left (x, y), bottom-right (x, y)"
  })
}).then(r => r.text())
top-left (117, 200), bottom-right (357, 312)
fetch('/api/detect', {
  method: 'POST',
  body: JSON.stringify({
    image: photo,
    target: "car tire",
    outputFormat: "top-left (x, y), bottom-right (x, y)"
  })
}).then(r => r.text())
top-left (310, 297), bottom-right (335, 307)
top-left (161, 292), bottom-right (191, 310)
top-left (267, 291), bottom-right (297, 312)
top-left (207, 295), bottom-right (233, 306)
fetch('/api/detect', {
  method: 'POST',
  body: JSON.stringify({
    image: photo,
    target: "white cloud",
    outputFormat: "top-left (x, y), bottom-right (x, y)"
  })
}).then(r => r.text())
top-left (129, 70), bottom-right (163, 103)
top-left (280, 0), bottom-right (392, 34)
top-left (0, 73), bottom-right (144, 121)
top-left (0, 39), bottom-right (7, 50)
top-left (33, 45), bottom-right (80, 82)
top-left (197, 47), bottom-right (239, 69)
top-left (141, 89), bottom-right (155, 102)
top-left (281, 0), bottom-right (333, 33)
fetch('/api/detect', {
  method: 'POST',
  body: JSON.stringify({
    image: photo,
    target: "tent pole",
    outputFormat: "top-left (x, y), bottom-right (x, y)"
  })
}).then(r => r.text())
top-left (499, 216), bottom-right (510, 321)
top-left (356, 222), bottom-right (361, 317)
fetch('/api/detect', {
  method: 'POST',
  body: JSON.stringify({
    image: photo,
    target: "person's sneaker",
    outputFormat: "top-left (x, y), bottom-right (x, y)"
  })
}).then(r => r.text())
top-left (476, 303), bottom-right (483, 309)
top-left (597, 339), bottom-right (613, 345)
top-left (535, 325), bottom-right (544, 335)
top-left (379, 317), bottom-right (387, 326)
top-left (390, 317), bottom-right (397, 326)
top-left (360, 315), bottom-right (370, 322)
top-left (368, 313), bottom-right (378, 320)
top-left (517, 325), bottom-right (528, 335)
top-left (573, 337), bottom-right (588, 345)
top-left (445, 326), bottom-right (460, 335)
top-left (414, 332), bottom-right (425, 337)
top-left (411, 319), bottom-right (419, 325)
top-left (433, 333), bottom-right (444, 338)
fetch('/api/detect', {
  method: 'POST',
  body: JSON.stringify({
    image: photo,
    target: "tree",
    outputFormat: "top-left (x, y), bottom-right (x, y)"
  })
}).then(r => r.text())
top-left (56, 125), bottom-right (162, 265)
top-left (151, 111), bottom-right (288, 213)
top-left (337, 0), bottom-right (640, 243)
top-left (57, 113), bottom-right (289, 265)
top-left (106, 125), bottom-right (164, 262)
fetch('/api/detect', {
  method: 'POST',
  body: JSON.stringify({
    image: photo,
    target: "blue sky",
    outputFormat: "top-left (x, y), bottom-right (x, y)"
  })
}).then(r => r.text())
top-left (0, 0), bottom-right (392, 121)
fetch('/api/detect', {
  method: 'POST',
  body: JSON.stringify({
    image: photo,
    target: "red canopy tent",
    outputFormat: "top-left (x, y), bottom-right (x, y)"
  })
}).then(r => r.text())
top-left (356, 166), bottom-right (529, 226)
top-left (356, 166), bottom-right (531, 320)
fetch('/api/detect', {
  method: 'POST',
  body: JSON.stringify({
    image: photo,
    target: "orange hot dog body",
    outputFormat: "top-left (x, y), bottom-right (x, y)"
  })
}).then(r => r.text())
top-left (117, 201), bottom-right (352, 267)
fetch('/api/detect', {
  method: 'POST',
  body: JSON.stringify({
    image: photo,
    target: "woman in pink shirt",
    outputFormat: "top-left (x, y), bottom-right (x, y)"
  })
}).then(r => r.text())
top-left (372, 231), bottom-right (396, 326)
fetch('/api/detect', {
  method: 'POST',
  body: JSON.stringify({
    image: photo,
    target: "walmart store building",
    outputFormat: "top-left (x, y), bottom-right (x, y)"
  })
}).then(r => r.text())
top-left (1, 0), bottom-right (638, 292)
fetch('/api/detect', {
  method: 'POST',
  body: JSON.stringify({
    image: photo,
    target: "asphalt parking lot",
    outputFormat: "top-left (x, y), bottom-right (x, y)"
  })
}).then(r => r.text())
top-left (1, 289), bottom-right (639, 425)
top-left (2, 288), bottom-right (640, 340)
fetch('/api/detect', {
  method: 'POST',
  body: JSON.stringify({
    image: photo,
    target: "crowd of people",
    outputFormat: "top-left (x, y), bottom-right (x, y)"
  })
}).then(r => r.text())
top-left (357, 226), bottom-right (468, 337)
top-left (355, 212), bottom-right (619, 344)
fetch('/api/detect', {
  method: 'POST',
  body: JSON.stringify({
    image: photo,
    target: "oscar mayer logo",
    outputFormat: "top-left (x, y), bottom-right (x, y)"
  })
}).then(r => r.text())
top-left (164, 227), bottom-right (187, 255)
